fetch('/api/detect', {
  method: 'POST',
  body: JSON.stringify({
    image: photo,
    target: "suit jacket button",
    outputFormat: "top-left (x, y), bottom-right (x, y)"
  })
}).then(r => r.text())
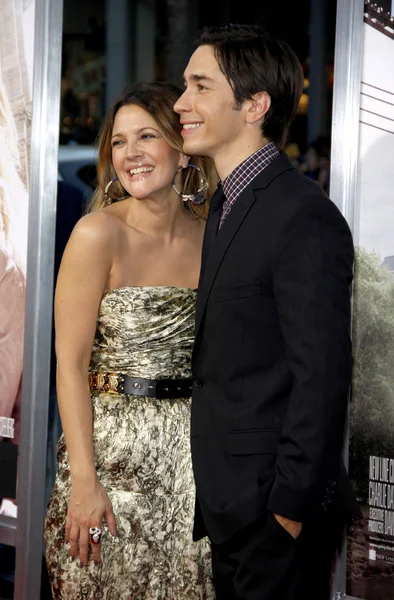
top-left (194, 377), bottom-right (204, 388)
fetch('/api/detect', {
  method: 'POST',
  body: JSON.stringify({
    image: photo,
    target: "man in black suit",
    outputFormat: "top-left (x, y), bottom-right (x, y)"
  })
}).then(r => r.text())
top-left (174, 24), bottom-right (360, 599)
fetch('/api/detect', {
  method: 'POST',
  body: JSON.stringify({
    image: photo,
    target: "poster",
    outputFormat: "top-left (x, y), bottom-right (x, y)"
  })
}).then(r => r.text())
top-left (346, 2), bottom-right (394, 598)
top-left (0, 0), bottom-right (35, 515)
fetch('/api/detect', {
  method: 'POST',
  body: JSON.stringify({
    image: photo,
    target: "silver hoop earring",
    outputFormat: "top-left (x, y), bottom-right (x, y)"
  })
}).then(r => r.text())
top-left (172, 164), bottom-right (207, 205)
top-left (104, 177), bottom-right (129, 205)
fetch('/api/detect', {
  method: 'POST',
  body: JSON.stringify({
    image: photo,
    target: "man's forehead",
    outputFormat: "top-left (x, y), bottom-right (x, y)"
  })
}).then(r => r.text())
top-left (184, 45), bottom-right (222, 80)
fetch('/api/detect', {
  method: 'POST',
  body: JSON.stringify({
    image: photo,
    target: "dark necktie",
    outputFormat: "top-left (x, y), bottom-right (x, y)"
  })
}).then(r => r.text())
top-left (199, 184), bottom-right (226, 283)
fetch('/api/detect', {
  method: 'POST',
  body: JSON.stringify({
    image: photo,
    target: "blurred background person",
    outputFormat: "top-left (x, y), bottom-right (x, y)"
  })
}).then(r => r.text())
top-left (300, 134), bottom-right (331, 192)
top-left (283, 142), bottom-right (301, 170)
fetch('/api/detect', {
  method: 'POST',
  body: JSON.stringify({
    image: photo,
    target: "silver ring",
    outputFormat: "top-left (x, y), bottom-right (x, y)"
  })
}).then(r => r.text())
top-left (89, 526), bottom-right (102, 545)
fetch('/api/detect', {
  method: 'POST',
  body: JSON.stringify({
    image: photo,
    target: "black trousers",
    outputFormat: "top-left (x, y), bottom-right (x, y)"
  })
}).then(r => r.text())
top-left (211, 512), bottom-right (346, 600)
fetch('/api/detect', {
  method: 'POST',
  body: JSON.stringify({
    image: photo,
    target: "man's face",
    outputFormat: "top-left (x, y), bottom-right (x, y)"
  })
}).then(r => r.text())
top-left (174, 45), bottom-right (248, 168)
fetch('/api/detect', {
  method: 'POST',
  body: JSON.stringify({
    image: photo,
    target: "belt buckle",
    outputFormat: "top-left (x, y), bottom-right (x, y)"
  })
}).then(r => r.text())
top-left (89, 372), bottom-right (125, 394)
top-left (104, 372), bottom-right (125, 394)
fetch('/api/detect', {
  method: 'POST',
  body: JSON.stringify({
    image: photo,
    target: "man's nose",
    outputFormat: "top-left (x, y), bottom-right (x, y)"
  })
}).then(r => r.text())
top-left (174, 90), bottom-right (189, 114)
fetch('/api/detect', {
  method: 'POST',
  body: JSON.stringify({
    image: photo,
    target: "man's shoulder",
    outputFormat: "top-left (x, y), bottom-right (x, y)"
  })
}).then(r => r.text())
top-left (248, 167), bottom-right (352, 246)
top-left (253, 158), bottom-right (325, 197)
top-left (252, 165), bottom-right (342, 218)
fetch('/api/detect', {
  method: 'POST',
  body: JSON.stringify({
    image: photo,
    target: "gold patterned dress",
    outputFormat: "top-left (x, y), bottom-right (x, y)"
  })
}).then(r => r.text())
top-left (45, 286), bottom-right (214, 600)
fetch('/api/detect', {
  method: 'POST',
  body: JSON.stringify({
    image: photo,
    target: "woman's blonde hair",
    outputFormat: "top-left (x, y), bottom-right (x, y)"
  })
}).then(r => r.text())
top-left (88, 82), bottom-right (217, 216)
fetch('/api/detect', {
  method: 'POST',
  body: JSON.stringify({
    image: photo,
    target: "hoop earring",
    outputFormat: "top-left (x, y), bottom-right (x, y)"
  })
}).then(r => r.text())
top-left (104, 177), bottom-right (129, 205)
top-left (172, 164), bottom-right (207, 205)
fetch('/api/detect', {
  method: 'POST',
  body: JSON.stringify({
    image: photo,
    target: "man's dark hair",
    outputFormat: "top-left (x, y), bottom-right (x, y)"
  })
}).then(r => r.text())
top-left (195, 24), bottom-right (304, 150)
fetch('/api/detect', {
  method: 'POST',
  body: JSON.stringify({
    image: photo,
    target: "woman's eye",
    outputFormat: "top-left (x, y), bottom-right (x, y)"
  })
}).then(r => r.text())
top-left (111, 140), bottom-right (122, 147)
top-left (141, 133), bottom-right (156, 140)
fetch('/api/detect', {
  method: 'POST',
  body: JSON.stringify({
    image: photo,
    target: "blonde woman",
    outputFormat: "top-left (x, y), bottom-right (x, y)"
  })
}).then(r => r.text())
top-left (44, 82), bottom-right (217, 599)
top-left (0, 76), bottom-right (28, 451)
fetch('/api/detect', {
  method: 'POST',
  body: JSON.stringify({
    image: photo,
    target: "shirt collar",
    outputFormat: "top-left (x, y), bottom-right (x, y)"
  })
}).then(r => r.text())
top-left (222, 141), bottom-right (279, 202)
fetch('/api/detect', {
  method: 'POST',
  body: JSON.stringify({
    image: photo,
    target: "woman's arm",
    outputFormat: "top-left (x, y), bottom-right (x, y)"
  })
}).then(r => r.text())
top-left (54, 211), bottom-right (117, 566)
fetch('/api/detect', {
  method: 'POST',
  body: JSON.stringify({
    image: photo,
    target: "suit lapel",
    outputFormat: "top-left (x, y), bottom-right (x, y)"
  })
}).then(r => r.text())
top-left (195, 153), bottom-right (294, 339)
top-left (195, 185), bottom-right (258, 337)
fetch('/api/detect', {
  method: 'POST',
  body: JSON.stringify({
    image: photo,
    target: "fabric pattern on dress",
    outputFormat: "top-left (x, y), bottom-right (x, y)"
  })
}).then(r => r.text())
top-left (45, 286), bottom-right (214, 600)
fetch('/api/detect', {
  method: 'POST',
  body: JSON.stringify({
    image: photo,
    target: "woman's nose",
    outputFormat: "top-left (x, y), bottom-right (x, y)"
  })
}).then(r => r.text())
top-left (126, 142), bottom-right (144, 160)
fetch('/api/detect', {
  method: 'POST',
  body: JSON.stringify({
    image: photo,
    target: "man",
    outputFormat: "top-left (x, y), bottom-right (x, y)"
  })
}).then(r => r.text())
top-left (174, 24), bottom-right (360, 600)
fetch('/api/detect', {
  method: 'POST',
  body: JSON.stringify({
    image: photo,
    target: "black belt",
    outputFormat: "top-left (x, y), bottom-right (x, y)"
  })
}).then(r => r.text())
top-left (88, 372), bottom-right (193, 399)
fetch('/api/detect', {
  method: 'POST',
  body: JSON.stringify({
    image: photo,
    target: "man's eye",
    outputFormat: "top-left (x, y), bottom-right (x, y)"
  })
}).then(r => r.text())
top-left (197, 84), bottom-right (206, 91)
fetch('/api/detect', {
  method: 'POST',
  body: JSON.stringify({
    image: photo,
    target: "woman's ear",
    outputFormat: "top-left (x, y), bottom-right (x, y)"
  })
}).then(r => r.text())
top-left (245, 91), bottom-right (271, 125)
top-left (178, 153), bottom-right (190, 169)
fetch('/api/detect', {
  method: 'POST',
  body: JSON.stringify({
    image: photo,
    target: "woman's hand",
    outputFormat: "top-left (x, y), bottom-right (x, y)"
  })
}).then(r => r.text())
top-left (65, 478), bottom-right (118, 566)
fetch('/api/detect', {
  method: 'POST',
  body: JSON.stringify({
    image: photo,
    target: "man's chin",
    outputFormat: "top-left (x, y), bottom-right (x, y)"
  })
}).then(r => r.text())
top-left (183, 138), bottom-right (204, 156)
top-left (182, 139), bottom-right (207, 157)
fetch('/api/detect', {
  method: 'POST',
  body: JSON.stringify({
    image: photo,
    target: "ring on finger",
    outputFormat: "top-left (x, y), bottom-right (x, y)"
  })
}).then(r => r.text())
top-left (89, 527), bottom-right (102, 545)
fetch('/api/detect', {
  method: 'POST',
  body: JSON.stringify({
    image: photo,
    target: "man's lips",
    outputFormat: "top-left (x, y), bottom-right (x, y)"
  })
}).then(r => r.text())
top-left (181, 122), bottom-right (203, 135)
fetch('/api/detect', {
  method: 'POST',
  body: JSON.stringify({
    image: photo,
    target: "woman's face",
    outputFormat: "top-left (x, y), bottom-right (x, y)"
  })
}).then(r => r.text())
top-left (111, 104), bottom-right (187, 201)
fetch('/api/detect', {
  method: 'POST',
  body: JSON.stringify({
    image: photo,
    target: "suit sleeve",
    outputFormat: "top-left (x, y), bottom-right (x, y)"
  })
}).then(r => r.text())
top-left (266, 194), bottom-right (354, 521)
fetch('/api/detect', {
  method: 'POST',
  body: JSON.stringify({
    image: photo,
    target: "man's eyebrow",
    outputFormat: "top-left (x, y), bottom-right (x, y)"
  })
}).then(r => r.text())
top-left (185, 74), bottom-right (215, 83)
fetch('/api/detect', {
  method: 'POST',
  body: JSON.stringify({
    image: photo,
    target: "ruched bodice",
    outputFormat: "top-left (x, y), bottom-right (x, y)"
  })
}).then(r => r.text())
top-left (90, 286), bottom-right (196, 379)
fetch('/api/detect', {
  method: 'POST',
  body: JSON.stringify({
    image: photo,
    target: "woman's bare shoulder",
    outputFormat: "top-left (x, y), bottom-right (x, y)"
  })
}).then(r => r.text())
top-left (70, 209), bottom-right (125, 249)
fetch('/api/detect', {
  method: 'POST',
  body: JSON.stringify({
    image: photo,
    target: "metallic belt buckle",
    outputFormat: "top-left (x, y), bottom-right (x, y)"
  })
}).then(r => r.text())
top-left (88, 372), bottom-right (98, 391)
top-left (104, 373), bottom-right (121, 394)
top-left (89, 372), bottom-right (125, 394)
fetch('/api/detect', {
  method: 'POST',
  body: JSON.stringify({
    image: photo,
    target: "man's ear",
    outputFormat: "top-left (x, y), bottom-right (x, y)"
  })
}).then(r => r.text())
top-left (245, 91), bottom-right (271, 125)
top-left (178, 153), bottom-right (190, 169)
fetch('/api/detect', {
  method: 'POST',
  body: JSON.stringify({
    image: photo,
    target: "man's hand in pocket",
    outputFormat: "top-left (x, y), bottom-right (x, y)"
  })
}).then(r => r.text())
top-left (273, 513), bottom-right (302, 539)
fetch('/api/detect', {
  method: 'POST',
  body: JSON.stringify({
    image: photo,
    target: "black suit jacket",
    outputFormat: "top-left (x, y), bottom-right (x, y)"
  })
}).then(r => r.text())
top-left (191, 153), bottom-right (360, 545)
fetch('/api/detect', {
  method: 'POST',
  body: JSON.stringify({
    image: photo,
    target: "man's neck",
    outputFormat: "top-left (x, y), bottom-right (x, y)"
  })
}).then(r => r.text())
top-left (214, 136), bottom-right (271, 181)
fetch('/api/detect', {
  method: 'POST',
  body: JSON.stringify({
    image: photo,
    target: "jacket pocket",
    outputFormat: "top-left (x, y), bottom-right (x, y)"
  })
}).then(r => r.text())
top-left (214, 281), bottom-right (262, 303)
top-left (228, 428), bottom-right (280, 456)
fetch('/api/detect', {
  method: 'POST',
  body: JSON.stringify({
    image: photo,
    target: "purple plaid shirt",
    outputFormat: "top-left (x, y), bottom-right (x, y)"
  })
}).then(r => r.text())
top-left (219, 142), bottom-right (279, 228)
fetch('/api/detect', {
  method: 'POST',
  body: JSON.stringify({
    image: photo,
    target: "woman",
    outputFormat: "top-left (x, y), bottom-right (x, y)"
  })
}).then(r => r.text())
top-left (0, 75), bottom-right (28, 452)
top-left (44, 82), bottom-right (217, 599)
